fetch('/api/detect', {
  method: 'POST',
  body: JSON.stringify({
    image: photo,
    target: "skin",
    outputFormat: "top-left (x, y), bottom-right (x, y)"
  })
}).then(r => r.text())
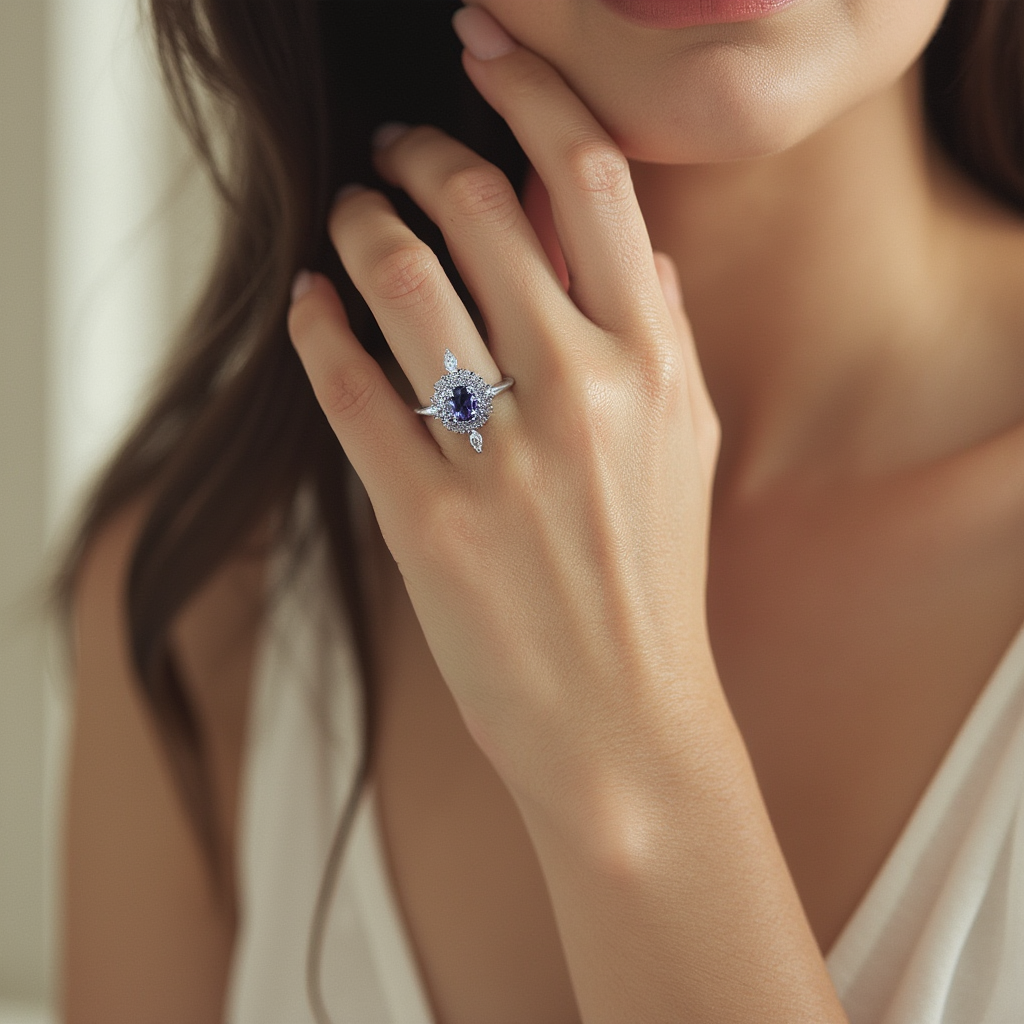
top-left (64, 1), bottom-right (1024, 1022)
top-left (290, 2), bottom-right (1024, 1021)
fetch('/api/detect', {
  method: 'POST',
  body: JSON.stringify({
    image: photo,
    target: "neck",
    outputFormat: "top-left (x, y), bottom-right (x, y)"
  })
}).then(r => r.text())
top-left (629, 65), bottom-right (993, 499)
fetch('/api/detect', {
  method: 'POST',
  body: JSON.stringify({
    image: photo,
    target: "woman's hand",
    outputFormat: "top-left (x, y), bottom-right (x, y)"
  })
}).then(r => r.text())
top-left (289, 9), bottom-right (852, 1023)
top-left (288, 6), bottom-right (720, 830)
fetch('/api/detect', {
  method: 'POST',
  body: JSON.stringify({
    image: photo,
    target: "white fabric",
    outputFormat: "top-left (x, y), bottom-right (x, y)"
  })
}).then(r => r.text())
top-left (225, 526), bottom-right (1024, 1024)
top-left (825, 614), bottom-right (1024, 1024)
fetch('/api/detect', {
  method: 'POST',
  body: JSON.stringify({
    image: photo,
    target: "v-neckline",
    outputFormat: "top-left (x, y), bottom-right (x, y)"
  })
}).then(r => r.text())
top-left (359, 615), bottom-right (1024, 1022)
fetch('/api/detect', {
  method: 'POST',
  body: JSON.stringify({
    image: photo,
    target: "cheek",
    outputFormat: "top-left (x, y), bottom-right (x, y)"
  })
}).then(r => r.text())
top-left (478, 0), bottom-right (952, 164)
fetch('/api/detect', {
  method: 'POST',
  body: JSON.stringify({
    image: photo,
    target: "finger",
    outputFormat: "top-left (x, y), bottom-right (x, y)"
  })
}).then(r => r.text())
top-left (521, 167), bottom-right (571, 293)
top-left (371, 123), bottom-right (575, 373)
top-left (329, 186), bottom-right (506, 419)
top-left (287, 271), bottom-right (445, 509)
top-left (452, 6), bottom-right (667, 339)
top-left (653, 253), bottom-right (721, 485)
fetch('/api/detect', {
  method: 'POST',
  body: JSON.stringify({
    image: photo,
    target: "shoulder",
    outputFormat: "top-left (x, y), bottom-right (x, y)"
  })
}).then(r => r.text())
top-left (69, 491), bottom-right (272, 897)
top-left (73, 493), bottom-right (269, 720)
top-left (66, 494), bottom-right (272, 1022)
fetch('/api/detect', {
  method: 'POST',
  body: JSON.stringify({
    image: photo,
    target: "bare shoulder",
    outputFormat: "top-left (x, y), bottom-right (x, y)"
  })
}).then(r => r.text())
top-left (64, 495), bottom-right (269, 1024)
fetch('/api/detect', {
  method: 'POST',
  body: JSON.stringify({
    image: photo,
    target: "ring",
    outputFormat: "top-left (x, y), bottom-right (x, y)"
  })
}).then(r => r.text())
top-left (414, 349), bottom-right (514, 453)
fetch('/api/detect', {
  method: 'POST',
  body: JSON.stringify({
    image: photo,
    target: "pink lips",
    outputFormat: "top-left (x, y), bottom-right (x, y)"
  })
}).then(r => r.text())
top-left (596, 0), bottom-right (797, 29)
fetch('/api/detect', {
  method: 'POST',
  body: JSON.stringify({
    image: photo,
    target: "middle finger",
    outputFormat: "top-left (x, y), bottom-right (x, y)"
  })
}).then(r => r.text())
top-left (371, 122), bottom-right (576, 374)
top-left (453, 6), bottom-right (669, 340)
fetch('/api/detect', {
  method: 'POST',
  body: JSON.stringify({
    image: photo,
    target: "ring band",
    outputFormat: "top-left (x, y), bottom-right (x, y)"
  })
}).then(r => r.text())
top-left (414, 349), bottom-right (514, 453)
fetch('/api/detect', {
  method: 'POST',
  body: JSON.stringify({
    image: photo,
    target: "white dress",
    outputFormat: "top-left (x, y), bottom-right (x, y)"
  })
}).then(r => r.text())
top-left (223, 523), bottom-right (1024, 1024)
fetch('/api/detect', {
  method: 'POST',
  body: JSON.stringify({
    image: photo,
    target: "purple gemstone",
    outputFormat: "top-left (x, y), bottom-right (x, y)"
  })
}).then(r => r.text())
top-left (448, 386), bottom-right (478, 423)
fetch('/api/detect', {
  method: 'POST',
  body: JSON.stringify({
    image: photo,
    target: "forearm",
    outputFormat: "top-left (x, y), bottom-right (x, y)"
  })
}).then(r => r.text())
top-left (511, 673), bottom-right (850, 1024)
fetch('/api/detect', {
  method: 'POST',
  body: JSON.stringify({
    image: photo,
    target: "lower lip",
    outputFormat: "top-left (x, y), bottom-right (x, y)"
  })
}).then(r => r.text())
top-left (596, 0), bottom-right (797, 29)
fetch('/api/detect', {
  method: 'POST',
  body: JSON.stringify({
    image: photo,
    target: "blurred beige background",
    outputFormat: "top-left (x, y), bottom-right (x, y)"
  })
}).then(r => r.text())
top-left (0, 0), bottom-right (219, 1019)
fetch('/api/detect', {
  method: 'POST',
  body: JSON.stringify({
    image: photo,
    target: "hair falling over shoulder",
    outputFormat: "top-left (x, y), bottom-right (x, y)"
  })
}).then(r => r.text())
top-left (53, 0), bottom-right (1024, 888)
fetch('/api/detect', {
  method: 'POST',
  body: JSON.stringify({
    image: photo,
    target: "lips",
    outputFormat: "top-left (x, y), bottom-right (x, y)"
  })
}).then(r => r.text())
top-left (596, 0), bottom-right (798, 30)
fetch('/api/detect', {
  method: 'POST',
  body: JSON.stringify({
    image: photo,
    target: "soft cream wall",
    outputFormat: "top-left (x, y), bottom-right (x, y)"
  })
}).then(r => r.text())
top-left (0, 0), bottom-right (49, 1003)
top-left (1, 0), bottom-right (219, 1014)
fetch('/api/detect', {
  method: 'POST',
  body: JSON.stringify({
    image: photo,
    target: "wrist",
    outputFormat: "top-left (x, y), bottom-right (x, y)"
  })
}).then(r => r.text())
top-left (505, 656), bottom-right (740, 875)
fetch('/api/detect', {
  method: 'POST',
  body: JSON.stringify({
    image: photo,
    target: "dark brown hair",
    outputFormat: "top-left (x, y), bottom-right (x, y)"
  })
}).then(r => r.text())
top-left (56, 0), bottom-right (1024, 927)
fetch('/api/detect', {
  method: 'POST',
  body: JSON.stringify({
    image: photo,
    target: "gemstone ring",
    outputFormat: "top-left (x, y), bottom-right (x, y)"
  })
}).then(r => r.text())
top-left (414, 349), bottom-right (514, 453)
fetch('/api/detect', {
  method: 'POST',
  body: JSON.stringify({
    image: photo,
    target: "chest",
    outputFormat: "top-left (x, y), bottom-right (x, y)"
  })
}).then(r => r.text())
top-left (367, 489), bottom-right (1024, 1024)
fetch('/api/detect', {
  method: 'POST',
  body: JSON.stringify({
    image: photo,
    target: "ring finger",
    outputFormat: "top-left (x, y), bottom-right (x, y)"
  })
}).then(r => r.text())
top-left (329, 185), bottom-right (513, 454)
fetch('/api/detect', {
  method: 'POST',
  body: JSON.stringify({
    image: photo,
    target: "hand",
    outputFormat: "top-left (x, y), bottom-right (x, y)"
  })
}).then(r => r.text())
top-left (288, 5), bottom-right (721, 833)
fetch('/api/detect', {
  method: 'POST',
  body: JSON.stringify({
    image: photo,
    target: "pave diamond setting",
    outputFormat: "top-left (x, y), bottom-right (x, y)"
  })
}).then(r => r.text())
top-left (416, 349), bottom-right (512, 453)
top-left (429, 349), bottom-right (495, 449)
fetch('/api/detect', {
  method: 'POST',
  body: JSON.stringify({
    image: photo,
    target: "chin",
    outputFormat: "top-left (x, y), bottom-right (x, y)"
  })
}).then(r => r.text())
top-left (488, 0), bottom-right (951, 168)
top-left (563, 30), bottom-right (903, 166)
top-left (601, 49), bottom-right (845, 164)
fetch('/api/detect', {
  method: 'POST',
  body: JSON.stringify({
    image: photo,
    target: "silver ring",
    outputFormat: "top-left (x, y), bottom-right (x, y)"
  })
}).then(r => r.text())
top-left (414, 349), bottom-right (514, 453)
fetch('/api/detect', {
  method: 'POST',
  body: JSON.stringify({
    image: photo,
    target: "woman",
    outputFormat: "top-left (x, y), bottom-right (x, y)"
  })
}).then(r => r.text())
top-left (59, 0), bottom-right (1024, 1021)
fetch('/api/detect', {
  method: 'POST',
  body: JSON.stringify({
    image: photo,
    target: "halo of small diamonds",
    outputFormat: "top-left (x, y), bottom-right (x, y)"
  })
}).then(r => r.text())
top-left (431, 356), bottom-right (494, 436)
top-left (416, 349), bottom-right (512, 453)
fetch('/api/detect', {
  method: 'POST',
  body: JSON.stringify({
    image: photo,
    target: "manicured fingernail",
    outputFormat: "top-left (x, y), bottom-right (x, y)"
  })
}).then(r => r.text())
top-left (291, 269), bottom-right (313, 304)
top-left (334, 183), bottom-right (367, 205)
top-left (452, 6), bottom-right (517, 60)
top-left (372, 121), bottom-right (412, 151)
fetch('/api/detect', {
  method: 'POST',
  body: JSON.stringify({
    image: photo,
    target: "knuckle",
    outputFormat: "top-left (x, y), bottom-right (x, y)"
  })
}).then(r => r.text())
top-left (368, 242), bottom-right (440, 310)
top-left (580, 368), bottom-right (622, 433)
top-left (635, 345), bottom-right (687, 409)
top-left (441, 163), bottom-right (519, 228)
top-left (562, 348), bottom-right (686, 442)
top-left (321, 364), bottom-right (378, 423)
top-left (563, 138), bottom-right (632, 200)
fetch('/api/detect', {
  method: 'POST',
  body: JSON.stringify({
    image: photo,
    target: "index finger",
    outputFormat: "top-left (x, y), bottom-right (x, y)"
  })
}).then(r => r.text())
top-left (452, 6), bottom-right (668, 339)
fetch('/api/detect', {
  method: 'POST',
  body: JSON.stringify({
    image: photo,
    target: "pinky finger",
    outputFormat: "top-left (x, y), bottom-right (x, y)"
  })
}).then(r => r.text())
top-left (288, 271), bottom-right (445, 513)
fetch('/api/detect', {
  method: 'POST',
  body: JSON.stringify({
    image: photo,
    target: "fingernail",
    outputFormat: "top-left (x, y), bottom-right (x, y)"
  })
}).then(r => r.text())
top-left (452, 6), bottom-right (517, 61)
top-left (291, 269), bottom-right (313, 304)
top-left (372, 121), bottom-right (412, 151)
top-left (334, 183), bottom-right (367, 205)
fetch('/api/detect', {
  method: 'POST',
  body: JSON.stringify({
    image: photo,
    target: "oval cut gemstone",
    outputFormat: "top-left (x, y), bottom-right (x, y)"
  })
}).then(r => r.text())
top-left (448, 386), bottom-right (478, 423)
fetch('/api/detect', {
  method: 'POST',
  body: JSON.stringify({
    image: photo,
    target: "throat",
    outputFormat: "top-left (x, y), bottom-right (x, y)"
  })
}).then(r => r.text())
top-left (628, 65), bottom-right (1023, 496)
